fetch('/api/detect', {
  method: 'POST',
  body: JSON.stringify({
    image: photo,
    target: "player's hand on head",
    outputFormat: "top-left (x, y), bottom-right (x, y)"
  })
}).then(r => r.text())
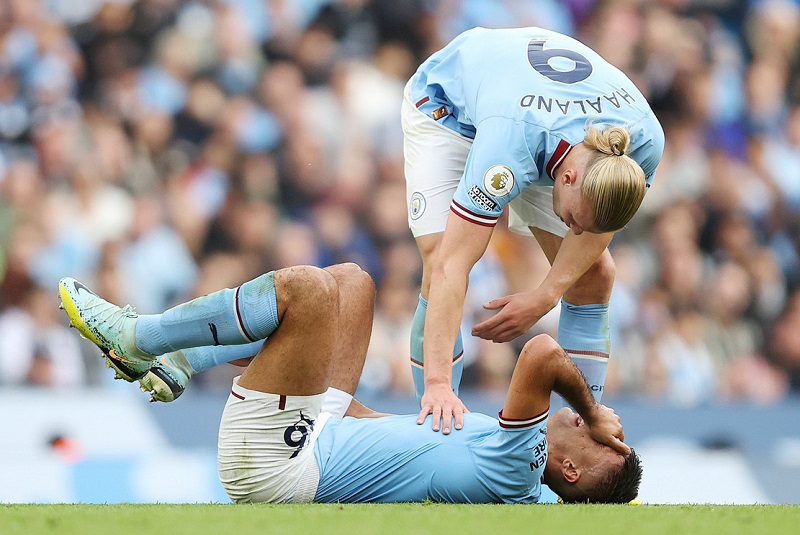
top-left (585, 404), bottom-right (630, 455)
top-left (417, 383), bottom-right (469, 434)
top-left (472, 291), bottom-right (554, 343)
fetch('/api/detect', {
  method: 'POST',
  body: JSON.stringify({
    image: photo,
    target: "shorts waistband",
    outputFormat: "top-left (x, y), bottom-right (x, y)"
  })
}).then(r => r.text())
top-left (230, 376), bottom-right (327, 406)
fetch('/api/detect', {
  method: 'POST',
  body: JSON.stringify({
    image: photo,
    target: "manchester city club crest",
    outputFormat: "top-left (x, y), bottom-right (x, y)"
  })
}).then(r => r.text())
top-left (410, 192), bottom-right (426, 220)
top-left (483, 165), bottom-right (515, 197)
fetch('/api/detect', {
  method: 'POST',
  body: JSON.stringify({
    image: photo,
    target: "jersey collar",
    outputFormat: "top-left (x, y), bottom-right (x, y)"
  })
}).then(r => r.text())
top-left (546, 139), bottom-right (573, 181)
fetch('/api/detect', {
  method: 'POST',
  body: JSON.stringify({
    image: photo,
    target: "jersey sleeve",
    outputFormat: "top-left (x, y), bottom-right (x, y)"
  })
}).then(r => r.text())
top-left (451, 116), bottom-right (544, 227)
top-left (469, 410), bottom-right (549, 504)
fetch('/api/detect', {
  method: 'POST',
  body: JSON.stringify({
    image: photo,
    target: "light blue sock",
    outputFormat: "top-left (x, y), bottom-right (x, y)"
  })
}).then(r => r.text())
top-left (557, 300), bottom-right (610, 402)
top-left (134, 272), bottom-right (280, 356)
top-left (182, 340), bottom-right (266, 373)
top-left (410, 294), bottom-right (464, 406)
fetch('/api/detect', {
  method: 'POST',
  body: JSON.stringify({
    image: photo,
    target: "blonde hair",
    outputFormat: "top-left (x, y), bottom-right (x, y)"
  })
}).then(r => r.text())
top-left (581, 126), bottom-right (646, 232)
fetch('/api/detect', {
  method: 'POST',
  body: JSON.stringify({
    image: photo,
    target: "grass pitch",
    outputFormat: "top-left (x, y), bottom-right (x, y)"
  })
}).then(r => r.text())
top-left (2, 504), bottom-right (798, 535)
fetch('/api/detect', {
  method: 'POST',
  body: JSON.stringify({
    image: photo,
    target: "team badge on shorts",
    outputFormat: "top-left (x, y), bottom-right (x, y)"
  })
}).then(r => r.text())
top-left (410, 192), bottom-right (426, 220)
top-left (483, 165), bottom-right (515, 197)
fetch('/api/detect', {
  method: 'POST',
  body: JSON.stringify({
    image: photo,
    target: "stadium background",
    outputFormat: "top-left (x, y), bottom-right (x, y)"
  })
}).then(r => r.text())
top-left (1, 0), bottom-right (799, 504)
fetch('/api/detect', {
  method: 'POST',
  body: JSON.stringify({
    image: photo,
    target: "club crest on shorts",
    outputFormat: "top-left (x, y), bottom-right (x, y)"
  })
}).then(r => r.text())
top-left (410, 192), bottom-right (426, 220)
top-left (483, 165), bottom-right (515, 197)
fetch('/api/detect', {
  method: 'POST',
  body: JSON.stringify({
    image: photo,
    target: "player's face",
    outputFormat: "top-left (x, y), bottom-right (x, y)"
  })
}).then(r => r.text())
top-left (552, 173), bottom-right (598, 236)
top-left (549, 408), bottom-right (625, 476)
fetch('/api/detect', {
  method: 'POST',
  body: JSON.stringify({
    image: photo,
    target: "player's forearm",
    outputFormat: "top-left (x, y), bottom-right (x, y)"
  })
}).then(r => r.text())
top-left (422, 213), bottom-right (492, 386)
top-left (538, 231), bottom-right (613, 303)
top-left (423, 266), bottom-right (468, 386)
top-left (551, 344), bottom-right (600, 420)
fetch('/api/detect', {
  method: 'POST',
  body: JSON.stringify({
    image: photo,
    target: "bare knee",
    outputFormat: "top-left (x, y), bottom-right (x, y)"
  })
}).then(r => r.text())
top-left (278, 265), bottom-right (338, 313)
top-left (519, 334), bottom-right (562, 373)
top-left (521, 334), bottom-right (561, 361)
top-left (326, 263), bottom-right (376, 299)
top-left (349, 263), bottom-right (376, 300)
top-left (566, 251), bottom-right (616, 303)
top-left (588, 252), bottom-right (616, 288)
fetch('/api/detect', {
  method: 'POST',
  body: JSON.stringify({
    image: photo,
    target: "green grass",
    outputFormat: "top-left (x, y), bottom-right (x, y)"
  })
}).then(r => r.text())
top-left (2, 504), bottom-right (799, 535)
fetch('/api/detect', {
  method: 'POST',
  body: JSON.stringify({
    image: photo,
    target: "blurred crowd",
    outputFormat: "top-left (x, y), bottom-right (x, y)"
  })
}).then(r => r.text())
top-left (1, 0), bottom-right (800, 407)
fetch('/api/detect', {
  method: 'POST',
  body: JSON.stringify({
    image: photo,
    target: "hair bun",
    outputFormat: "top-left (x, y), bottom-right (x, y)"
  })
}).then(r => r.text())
top-left (606, 127), bottom-right (629, 156)
top-left (583, 124), bottom-right (632, 157)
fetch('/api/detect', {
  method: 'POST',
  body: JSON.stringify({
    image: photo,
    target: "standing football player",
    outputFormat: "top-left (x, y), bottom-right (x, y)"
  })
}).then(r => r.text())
top-left (403, 27), bottom-right (665, 433)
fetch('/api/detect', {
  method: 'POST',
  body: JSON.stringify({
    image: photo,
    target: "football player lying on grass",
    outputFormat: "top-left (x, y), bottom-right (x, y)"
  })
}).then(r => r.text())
top-left (59, 262), bottom-right (640, 503)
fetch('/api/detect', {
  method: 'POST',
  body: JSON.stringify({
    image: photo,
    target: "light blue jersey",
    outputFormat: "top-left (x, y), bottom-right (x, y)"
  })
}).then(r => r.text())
top-left (408, 27), bottom-right (665, 227)
top-left (313, 411), bottom-right (548, 503)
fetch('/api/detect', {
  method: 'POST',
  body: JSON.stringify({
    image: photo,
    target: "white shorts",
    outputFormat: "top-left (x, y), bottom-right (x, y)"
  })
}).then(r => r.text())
top-left (217, 378), bottom-right (330, 503)
top-left (508, 187), bottom-right (569, 238)
top-left (402, 79), bottom-right (568, 239)
top-left (402, 80), bottom-right (472, 237)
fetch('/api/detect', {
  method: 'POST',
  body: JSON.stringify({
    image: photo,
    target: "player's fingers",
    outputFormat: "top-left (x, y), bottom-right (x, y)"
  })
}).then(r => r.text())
top-left (490, 326), bottom-right (518, 343)
top-left (441, 407), bottom-right (453, 435)
top-left (416, 405), bottom-right (431, 425)
top-left (491, 330), bottom-right (512, 343)
top-left (431, 405), bottom-right (442, 432)
top-left (473, 316), bottom-right (506, 338)
top-left (454, 404), bottom-right (465, 431)
top-left (610, 437), bottom-right (631, 456)
top-left (474, 305), bottom-right (511, 332)
top-left (471, 318), bottom-right (492, 336)
top-left (482, 298), bottom-right (507, 310)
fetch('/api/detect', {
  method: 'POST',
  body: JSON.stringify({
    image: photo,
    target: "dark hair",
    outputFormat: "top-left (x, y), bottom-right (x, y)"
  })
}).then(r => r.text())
top-left (561, 449), bottom-right (643, 504)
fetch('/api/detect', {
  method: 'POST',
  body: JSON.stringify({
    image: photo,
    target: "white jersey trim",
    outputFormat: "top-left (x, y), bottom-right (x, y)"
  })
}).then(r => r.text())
top-left (498, 408), bottom-right (549, 429)
top-left (450, 200), bottom-right (499, 227)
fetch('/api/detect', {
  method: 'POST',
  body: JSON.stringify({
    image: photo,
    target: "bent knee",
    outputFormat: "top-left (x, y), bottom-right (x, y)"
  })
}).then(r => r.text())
top-left (415, 233), bottom-right (443, 263)
top-left (327, 262), bottom-right (376, 297)
top-left (281, 265), bottom-right (338, 305)
top-left (569, 251), bottom-right (616, 301)
top-left (520, 334), bottom-right (562, 363)
top-left (350, 263), bottom-right (376, 296)
top-left (586, 251), bottom-right (616, 285)
top-left (523, 333), bottom-right (560, 353)
top-left (338, 262), bottom-right (373, 284)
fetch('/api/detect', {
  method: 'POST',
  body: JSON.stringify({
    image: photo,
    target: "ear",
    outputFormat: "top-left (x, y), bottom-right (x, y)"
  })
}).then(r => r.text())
top-left (562, 168), bottom-right (578, 186)
top-left (561, 459), bottom-right (581, 484)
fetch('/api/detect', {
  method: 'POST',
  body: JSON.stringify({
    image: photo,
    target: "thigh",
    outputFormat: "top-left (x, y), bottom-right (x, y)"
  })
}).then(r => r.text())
top-left (402, 86), bottom-right (472, 238)
top-left (530, 227), bottom-right (564, 265)
top-left (239, 266), bottom-right (338, 396)
top-left (531, 228), bottom-right (616, 303)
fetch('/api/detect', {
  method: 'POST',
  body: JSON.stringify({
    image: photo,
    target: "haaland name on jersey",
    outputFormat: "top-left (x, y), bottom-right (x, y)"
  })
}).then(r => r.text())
top-left (519, 87), bottom-right (638, 116)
